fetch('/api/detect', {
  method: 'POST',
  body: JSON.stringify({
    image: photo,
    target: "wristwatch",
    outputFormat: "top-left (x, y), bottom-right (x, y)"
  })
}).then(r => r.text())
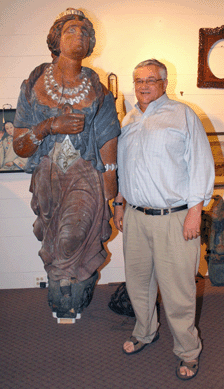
top-left (112, 201), bottom-right (123, 207)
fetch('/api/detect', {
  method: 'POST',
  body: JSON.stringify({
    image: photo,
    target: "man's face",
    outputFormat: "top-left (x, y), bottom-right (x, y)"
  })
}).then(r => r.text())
top-left (134, 65), bottom-right (168, 112)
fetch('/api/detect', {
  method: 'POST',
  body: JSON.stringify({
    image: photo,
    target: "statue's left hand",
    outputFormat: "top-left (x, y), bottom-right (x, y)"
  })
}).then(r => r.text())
top-left (103, 170), bottom-right (117, 201)
top-left (100, 137), bottom-right (118, 201)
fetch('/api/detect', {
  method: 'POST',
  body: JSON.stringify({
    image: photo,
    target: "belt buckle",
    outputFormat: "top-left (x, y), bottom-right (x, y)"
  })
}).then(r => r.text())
top-left (162, 208), bottom-right (171, 215)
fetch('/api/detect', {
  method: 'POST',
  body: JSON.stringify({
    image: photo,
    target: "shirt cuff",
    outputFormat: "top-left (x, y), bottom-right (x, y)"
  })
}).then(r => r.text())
top-left (188, 195), bottom-right (213, 209)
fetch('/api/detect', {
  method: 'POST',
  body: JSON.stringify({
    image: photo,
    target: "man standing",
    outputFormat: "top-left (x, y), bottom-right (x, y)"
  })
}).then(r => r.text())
top-left (113, 59), bottom-right (214, 380)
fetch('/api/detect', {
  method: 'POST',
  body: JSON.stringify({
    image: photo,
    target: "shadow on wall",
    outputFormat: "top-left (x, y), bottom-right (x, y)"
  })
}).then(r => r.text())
top-left (161, 59), bottom-right (216, 133)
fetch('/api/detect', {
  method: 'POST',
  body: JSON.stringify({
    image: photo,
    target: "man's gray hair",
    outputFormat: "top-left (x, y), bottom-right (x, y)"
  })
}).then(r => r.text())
top-left (133, 59), bottom-right (167, 80)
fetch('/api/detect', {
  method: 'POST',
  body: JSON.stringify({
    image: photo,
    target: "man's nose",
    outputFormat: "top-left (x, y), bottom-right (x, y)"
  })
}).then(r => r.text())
top-left (141, 80), bottom-right (149, 87)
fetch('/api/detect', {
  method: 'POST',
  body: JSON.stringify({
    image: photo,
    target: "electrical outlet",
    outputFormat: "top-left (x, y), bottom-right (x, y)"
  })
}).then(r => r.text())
top-left (34, 275), bottom-right (48, 287)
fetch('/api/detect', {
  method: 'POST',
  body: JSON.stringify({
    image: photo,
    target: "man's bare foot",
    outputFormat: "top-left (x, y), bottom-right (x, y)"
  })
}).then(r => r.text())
top-left (180, 360), bottom-right (197, 377)
top-left (122, 336), bottom-right (148, 355)
top-left (122, 333), bottom-right (159, 355)
top-left (123, 340), bottom-right (135, 353)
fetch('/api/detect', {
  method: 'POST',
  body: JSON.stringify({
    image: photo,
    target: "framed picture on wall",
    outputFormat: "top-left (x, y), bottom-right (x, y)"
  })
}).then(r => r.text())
top-left (207, 132), bottom-right (224, 187)
top-left (0, 108), bottom-right (27, 173)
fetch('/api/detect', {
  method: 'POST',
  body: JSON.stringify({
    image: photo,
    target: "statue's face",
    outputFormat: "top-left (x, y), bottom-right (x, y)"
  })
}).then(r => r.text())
top-left (59, 17), bottom-right (91, 60)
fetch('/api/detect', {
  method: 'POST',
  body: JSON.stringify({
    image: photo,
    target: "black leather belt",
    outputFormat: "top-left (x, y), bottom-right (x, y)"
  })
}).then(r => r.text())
top-left (130, 204), bottom-right (188, 216)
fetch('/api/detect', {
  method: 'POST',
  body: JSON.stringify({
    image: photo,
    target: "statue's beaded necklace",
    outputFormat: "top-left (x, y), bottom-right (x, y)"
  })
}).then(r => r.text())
top-left (44, 64), bottom-right (92, 105)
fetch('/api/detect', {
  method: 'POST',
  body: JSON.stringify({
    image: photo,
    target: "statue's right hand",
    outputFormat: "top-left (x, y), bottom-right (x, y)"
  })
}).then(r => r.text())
top-left (51, 113), bottom-right (85, 135)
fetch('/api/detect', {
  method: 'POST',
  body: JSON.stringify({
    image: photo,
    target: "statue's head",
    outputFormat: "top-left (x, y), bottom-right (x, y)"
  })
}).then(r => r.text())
top-left (47, 8), bottom-right (96, 59)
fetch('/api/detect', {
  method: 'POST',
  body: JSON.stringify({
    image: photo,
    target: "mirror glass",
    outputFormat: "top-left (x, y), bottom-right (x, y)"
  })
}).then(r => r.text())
top-left (208, 39), bottom-right (224, 80)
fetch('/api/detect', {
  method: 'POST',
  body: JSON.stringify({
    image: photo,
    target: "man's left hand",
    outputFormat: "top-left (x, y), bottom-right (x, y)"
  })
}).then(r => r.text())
top-left (183, 202), bottom-right (203, 241)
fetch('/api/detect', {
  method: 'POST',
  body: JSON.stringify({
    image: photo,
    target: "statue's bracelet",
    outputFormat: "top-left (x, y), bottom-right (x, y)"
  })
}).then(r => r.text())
top-left (104, 163), bottom-right (117, 171)
top-left (112, 201), bottom-right (123, 207)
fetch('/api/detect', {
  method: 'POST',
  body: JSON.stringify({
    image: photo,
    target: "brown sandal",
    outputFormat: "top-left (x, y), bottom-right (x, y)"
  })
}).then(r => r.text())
top-left (176, 358), bottom-right (199, 380)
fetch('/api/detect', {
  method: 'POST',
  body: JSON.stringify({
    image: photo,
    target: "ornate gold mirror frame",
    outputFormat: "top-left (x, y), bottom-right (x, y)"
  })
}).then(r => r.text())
top-left (197, 25), bottom-right (224, 88)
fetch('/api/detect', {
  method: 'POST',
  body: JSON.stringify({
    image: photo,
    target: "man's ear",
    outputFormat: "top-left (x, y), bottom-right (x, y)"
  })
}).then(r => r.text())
top-left (163, 79), bottom-right (168, 92)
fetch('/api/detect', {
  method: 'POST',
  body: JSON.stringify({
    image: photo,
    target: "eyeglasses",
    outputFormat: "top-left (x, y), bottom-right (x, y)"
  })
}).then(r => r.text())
top-left (134, 78), bottom-right (164, 87)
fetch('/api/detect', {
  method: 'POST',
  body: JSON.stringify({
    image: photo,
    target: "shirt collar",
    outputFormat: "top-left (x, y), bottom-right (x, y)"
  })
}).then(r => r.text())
top-left (135, 93), bottom-right (169, 115)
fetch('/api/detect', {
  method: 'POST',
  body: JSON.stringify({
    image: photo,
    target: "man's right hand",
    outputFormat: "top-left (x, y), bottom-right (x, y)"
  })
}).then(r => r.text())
top-left (113, 205), bottom-right (124, 232)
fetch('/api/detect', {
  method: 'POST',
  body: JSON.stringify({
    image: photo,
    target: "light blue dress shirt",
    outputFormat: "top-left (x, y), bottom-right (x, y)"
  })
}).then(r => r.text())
top-left (118, 93), bottom-right (215, 209)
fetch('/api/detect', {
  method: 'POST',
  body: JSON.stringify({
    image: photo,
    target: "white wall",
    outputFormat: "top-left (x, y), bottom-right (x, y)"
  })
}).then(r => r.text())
top-left (0, 0), bottom-right (224, 288)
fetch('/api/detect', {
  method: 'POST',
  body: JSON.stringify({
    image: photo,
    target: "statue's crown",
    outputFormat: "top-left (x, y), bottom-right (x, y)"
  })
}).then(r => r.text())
top-left (55, 8), bottom-right (85, 21)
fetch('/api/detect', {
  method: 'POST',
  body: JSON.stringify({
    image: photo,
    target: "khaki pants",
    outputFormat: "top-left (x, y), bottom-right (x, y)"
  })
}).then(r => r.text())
top-left (123, 203), bottom-right (202, 361)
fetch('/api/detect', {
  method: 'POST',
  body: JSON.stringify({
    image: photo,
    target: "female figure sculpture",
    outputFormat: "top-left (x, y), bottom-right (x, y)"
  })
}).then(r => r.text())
top-left (13, 8), bottom-right (120, 319)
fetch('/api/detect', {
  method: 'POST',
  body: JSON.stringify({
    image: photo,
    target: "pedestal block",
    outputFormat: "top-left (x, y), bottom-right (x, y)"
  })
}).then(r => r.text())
top-left (48, 270), bottom-right (98, 320)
